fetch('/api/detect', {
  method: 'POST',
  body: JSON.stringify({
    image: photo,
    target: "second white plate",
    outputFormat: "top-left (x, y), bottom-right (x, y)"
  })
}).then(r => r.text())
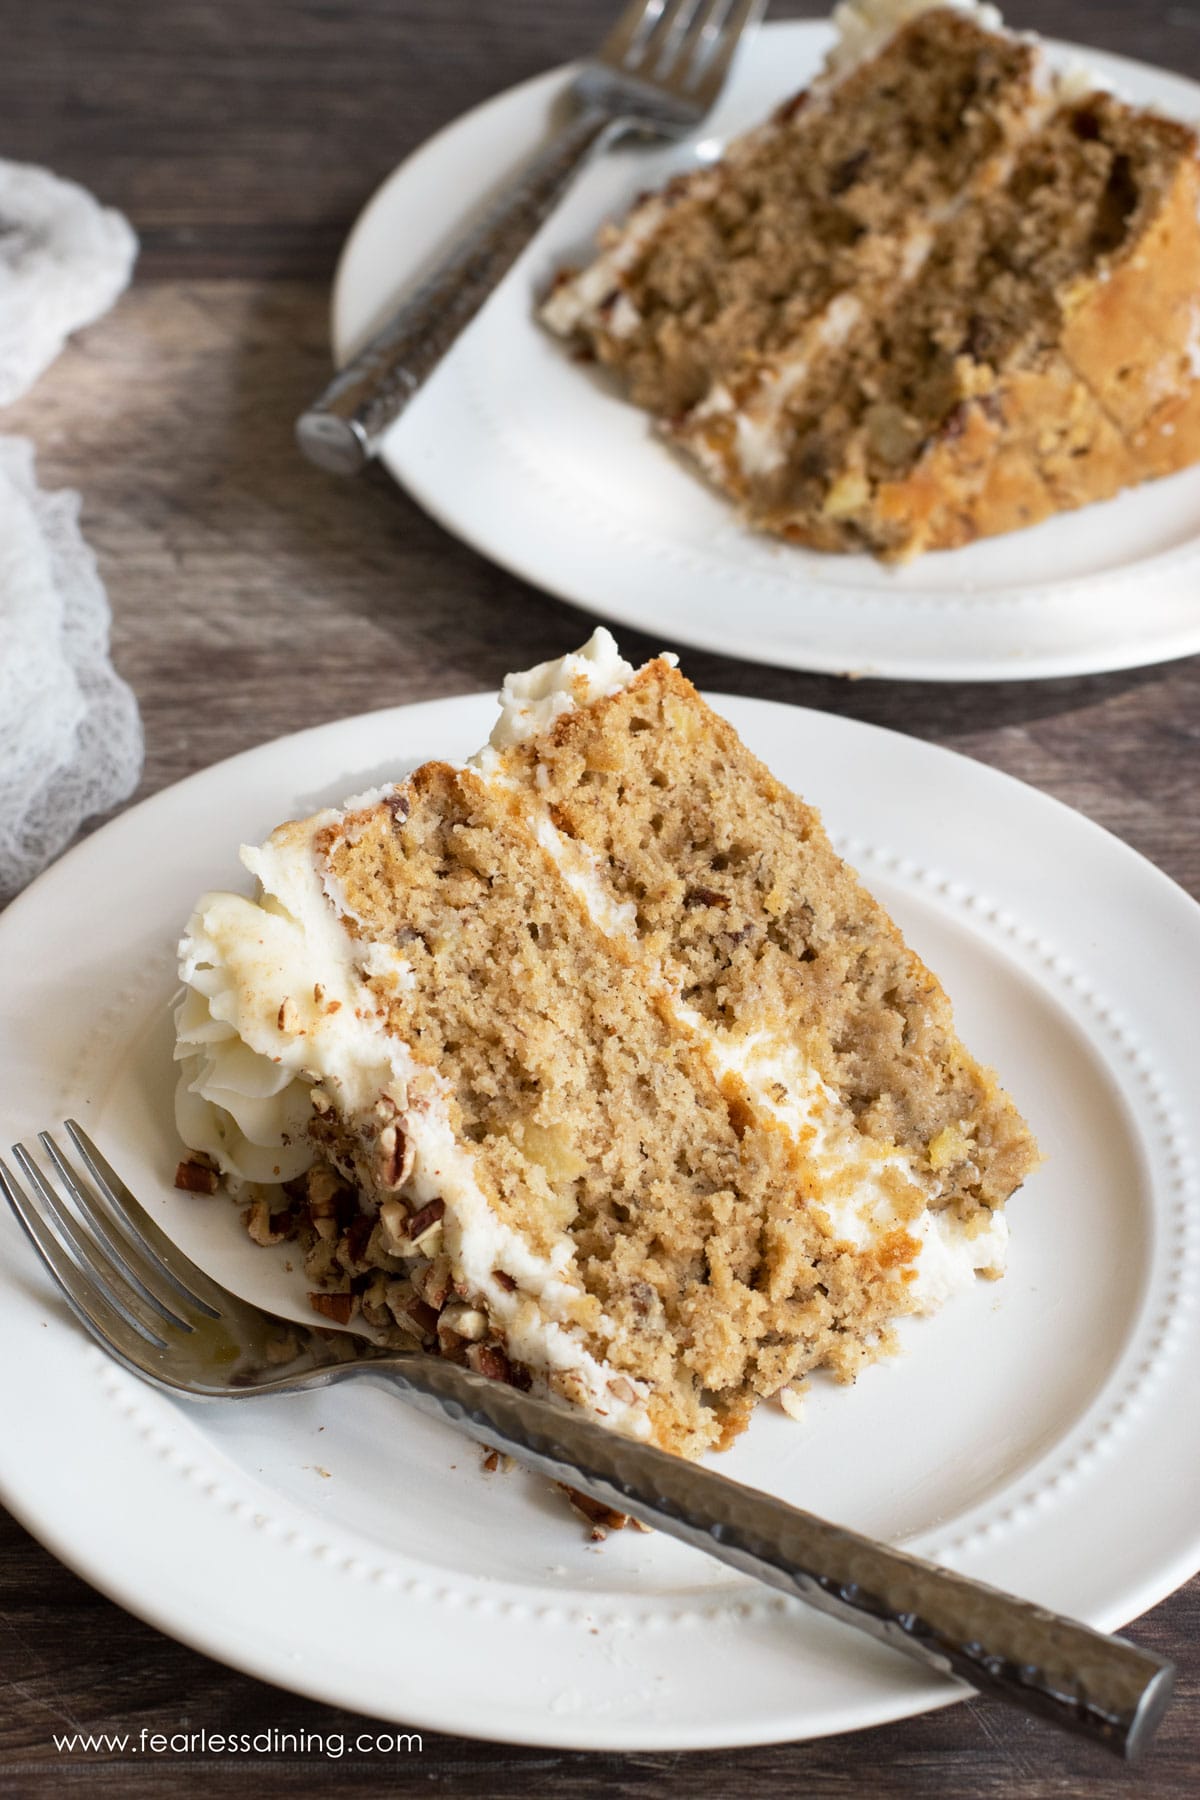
top-left (332, 21), bottom-right (1200, 682)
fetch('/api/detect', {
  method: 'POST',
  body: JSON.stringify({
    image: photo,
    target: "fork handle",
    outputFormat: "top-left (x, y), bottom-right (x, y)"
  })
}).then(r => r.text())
top-left (367, 1357), bottom-right (1173, 1759)
top-left (296, 103), bottom-right (620, 476)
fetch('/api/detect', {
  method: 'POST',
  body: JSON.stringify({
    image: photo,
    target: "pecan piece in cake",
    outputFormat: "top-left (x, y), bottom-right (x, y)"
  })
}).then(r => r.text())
top-left (556, 1484), bottom-right (630, 1540)
top-left (308, 1290), bottom-right (356, 1326)
top-left (174, 1156), bottom-right (219, 1194)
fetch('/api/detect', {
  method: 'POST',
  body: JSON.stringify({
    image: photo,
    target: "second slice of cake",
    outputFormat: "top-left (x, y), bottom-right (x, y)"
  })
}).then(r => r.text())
top-left (175, 633), bottom-right (1038, 1458)
top-left (542, 2), bottom-right (1200, 559)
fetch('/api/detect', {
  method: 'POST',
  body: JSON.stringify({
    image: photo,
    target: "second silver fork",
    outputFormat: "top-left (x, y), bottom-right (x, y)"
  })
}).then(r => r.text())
top-left (295, 0), bottom-right (765, 476)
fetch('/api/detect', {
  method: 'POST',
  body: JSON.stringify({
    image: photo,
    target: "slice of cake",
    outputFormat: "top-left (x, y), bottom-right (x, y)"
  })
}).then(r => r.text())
top-left (175, 632), bottom-right (1038, 1458)
top-left (541, 2), bottom-right (1200, 560)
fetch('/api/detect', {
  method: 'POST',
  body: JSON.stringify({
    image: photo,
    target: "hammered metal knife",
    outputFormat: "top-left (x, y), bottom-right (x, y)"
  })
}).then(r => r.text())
top-left (1, 1120), bottom-right (1176, 1761)
top-left (295, 0), bottom-right (765, 476)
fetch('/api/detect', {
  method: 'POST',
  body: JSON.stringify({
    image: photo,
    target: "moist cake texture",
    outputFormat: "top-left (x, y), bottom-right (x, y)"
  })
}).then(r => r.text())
top-left (175, 632), bottom-right (1038, 1459)
top-left (541, 1), bottom-right (1200, 560)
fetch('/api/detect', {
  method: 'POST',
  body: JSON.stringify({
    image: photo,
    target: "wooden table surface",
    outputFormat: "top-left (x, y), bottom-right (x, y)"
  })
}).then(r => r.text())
top-left (2, 1), bottom-right (1198, 1793)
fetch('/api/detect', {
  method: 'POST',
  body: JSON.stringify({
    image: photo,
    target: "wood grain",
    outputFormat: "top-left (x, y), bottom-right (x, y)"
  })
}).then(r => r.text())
top-left (1, 2), bottom-right (1199, 1794)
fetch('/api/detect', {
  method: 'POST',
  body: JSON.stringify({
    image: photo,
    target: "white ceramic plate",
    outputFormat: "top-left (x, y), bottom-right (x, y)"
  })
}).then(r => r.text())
top-left (332, 22), bottom-right (1200, 682)
top-left (1, 694), bottom-right (1199, 1749)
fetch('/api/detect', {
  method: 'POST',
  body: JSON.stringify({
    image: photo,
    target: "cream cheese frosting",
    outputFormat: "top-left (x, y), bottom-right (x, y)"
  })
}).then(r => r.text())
top-left (484, 627), bottom-right (638, 752)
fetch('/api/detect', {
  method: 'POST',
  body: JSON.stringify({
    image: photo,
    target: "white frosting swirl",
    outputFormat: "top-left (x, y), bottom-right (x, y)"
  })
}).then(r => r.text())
top-left (485, 627), bottom-right (637, 752)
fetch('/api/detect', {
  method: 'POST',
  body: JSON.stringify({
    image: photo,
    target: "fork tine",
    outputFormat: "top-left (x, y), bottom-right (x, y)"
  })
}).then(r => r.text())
top-left (12, 1143), bottom-right (184, 1345)
top-left (65, 1120), bottom-right (223, 1320)
top-left (677, 0), bottom-right (765, 103)
top-left (635, 0), bottom-right (704, 77)
top-left (38, 1133), bottom-right (197, 1331)
top-left (598, 0), bottom-right (669, 69)
top-left (2, 1151), bottom-right (170, 1351)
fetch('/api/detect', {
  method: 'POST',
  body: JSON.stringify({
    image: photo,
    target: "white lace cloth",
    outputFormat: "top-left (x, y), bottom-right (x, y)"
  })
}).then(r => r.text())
top-left (0, 159), bottom-right (136, 404)
top-left (0, 161), bottom-right (141, 903)
top-left (0, 438), bottom-right (142, 902)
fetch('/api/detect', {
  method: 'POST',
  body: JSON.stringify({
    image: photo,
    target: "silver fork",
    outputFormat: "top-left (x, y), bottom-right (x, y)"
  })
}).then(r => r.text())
top-left (295, 0), bottom-right (765, 476)
top-left (1, 1122), bottom-right (1175, 1760)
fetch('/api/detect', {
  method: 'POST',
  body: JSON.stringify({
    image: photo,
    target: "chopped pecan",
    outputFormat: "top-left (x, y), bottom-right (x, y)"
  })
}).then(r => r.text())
top-left (304, 1234), bottom-right (340, 1284)
top-left (377, 1121), bottom-right (414, 1190)
top-left (556, 1483), bottom-right (630, 1537)
top-left (244, 1198), bottom-right (292, 1248)
top-left (406, 1198), bottom-right (445, 1241)
top-left (829, 148), bottom-right (869, 195)
top-left (683, 886), bottom-right (730, 910)
top-left (342, 1214), bottom-right (374, 1266)
top-left (629, 1280), bottom-right (657, 1319)
top-left (493, 1270), bottom-right (517, 1293)
top-left (439, 1303), bottom-right (488, 1345)
top-left (411, 1253), bottom-right (453, 1312)
top-left (379, 1198), bottom-right (411, 1255)
top-left (174, 1158), bottom-right (219, 1195)
top-left (307, 1291), bottom-right (355, 1326)
top-left (359, 1271), bottom-right (391, 1329)
top-left (400, 1297), bottom-right (441, 1342)
top-left (306, 1164), bottom-right (345, 1218)
top-left (467, 1343), bottom-right (512, 1382)
top-left (466, 1343), bottom-right (532, 1389)
top-left (773, 89), bottom-right (809, 124)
